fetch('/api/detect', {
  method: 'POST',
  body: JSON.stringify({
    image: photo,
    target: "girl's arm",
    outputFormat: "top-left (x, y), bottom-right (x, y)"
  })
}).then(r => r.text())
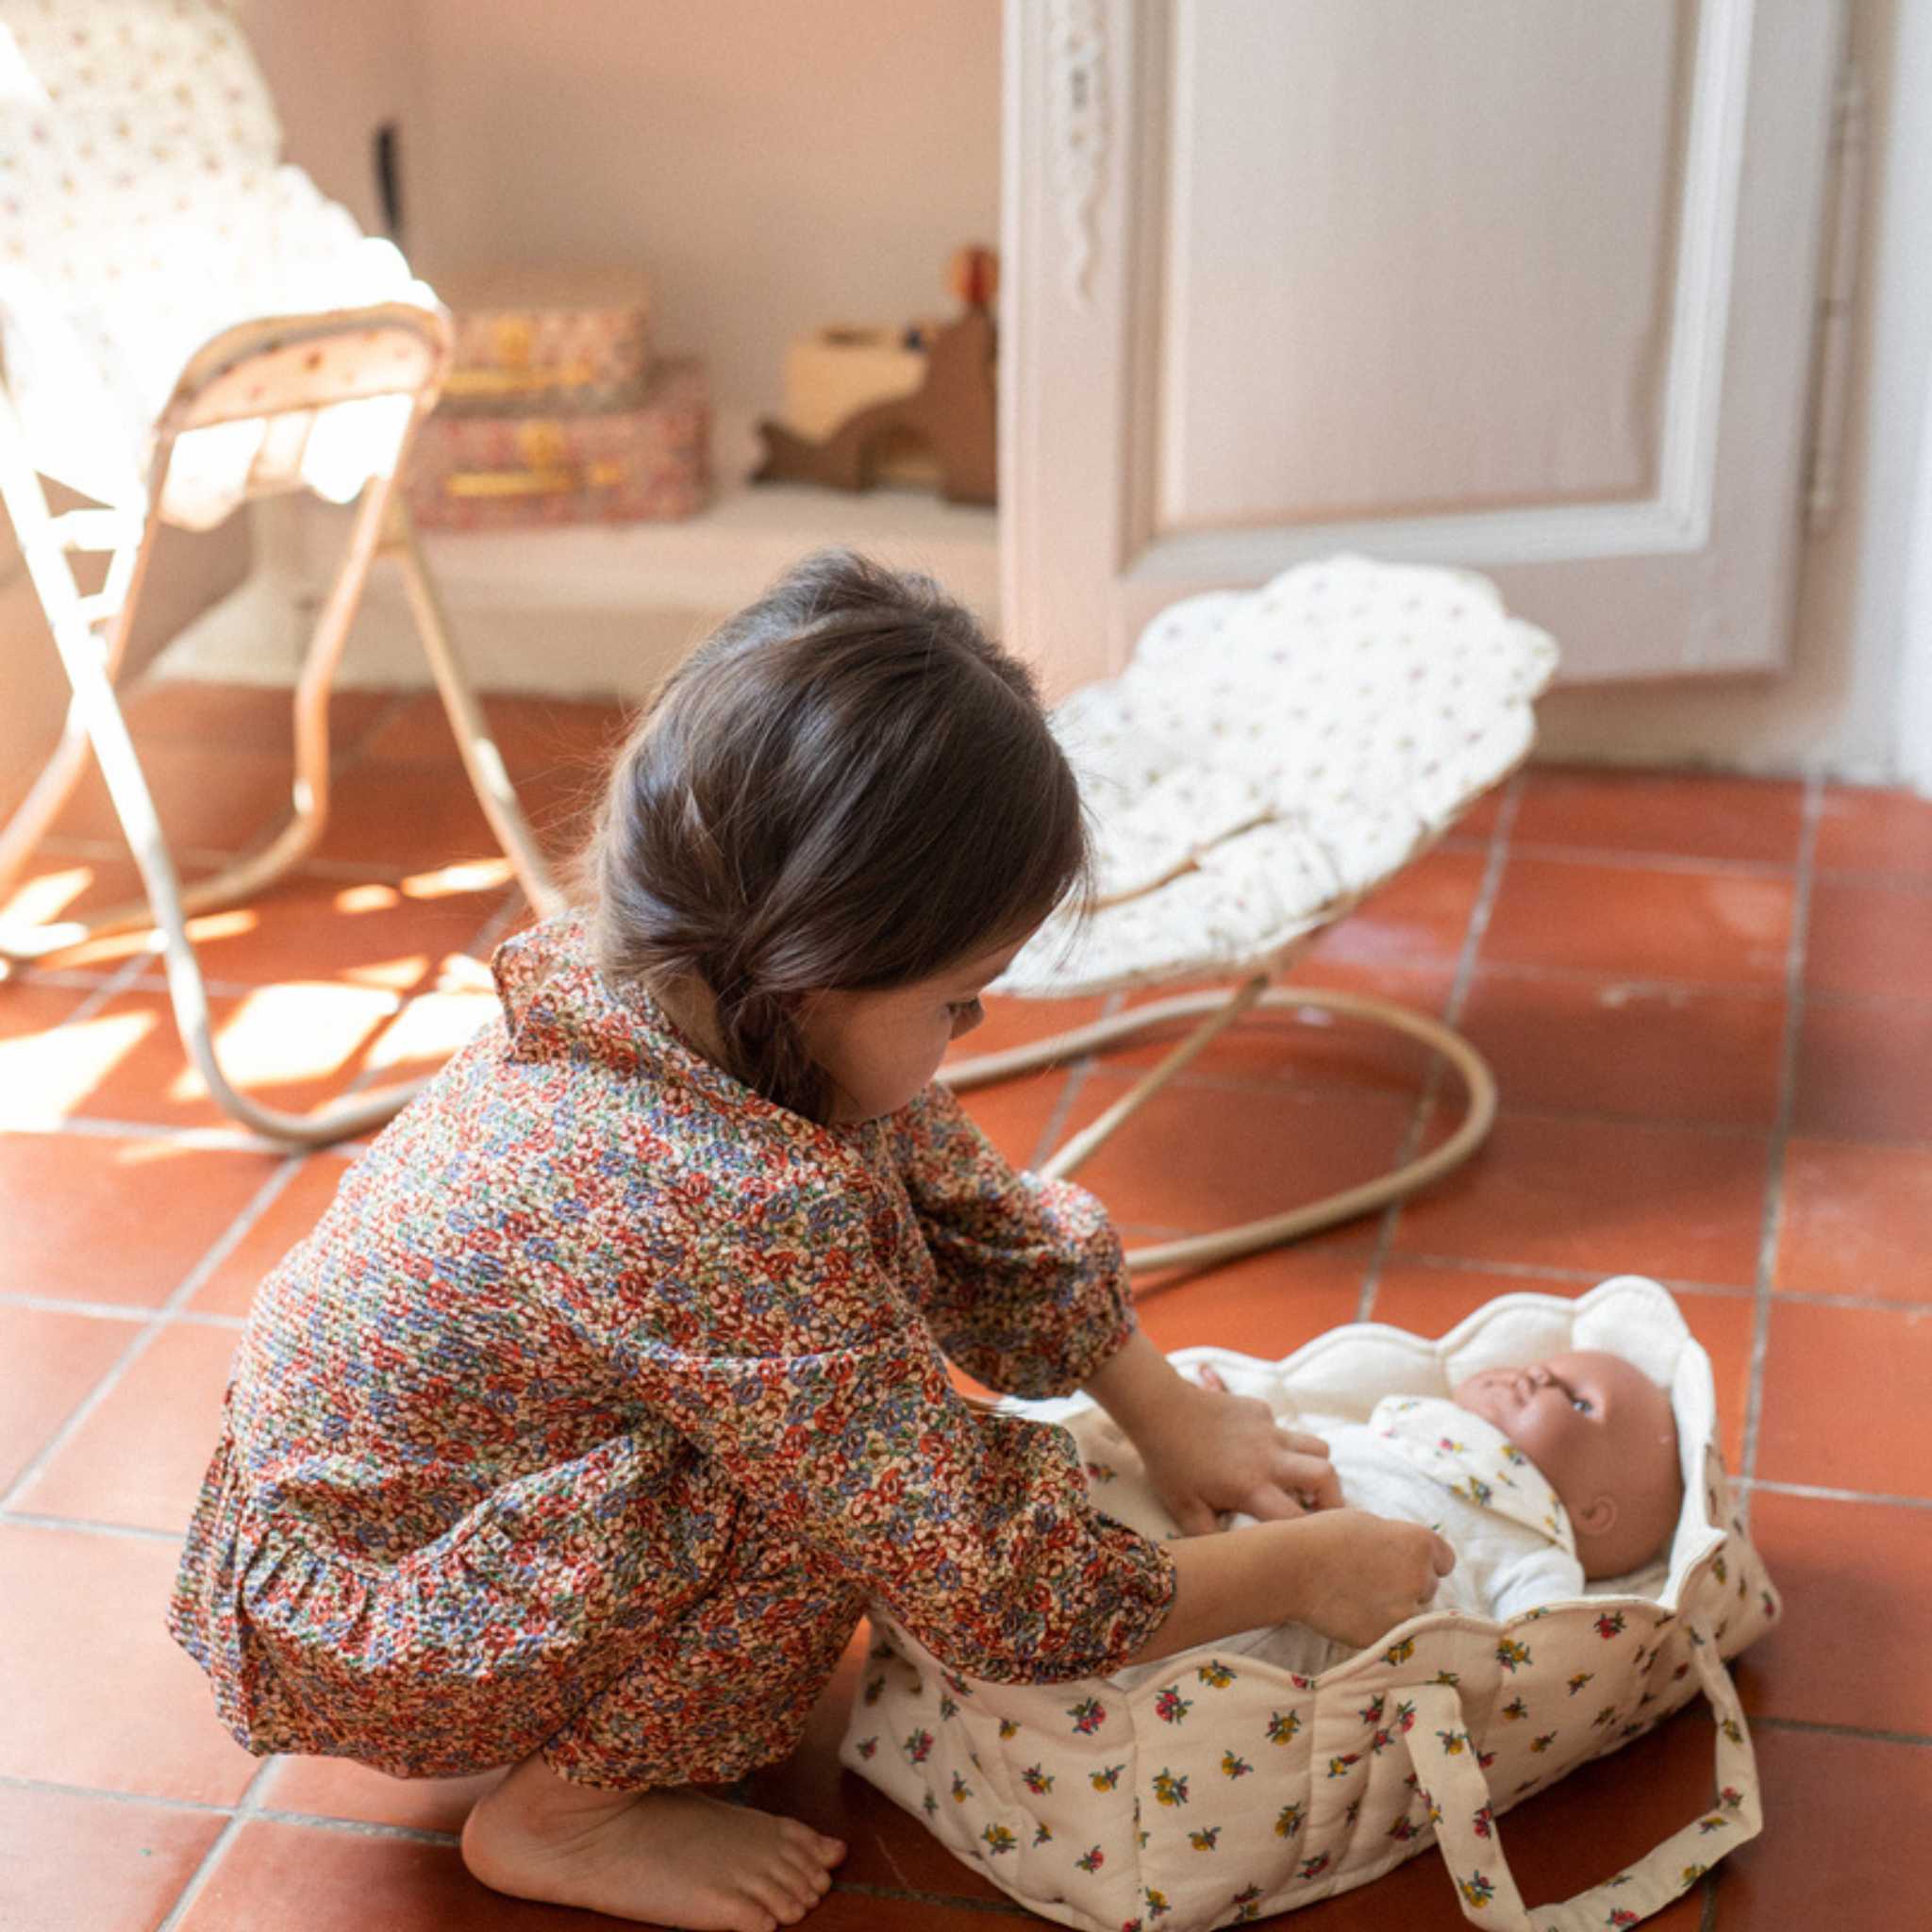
top-left (1124, 1507), bottom-right (1457, 1665)
top-left (892, 1085), bottom-right (1140, 1398)
top-left (1086, 1328), bottom-right (1343, 1532)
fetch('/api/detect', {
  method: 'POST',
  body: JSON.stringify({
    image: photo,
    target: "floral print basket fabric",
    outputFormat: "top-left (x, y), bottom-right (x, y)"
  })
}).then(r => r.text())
top-left (841, 1277), bottom-right (1777, 1932)
top-left (1000, 553), bottom-right (1558, 999)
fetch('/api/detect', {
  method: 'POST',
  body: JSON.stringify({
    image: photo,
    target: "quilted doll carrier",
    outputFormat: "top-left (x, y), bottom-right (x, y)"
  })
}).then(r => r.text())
top-left (841, 1277), bottom-right (1776, 1932)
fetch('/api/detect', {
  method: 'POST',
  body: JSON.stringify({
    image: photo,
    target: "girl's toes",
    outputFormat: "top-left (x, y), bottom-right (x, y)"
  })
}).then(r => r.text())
top-left (781, 1817), bottom-right (843, 1866)
top-left (784, 1816), bottom-right (838, 1862)
top-left (778, 1851), bottom-right (831, 1900)
top-left (746, 1874), bottom-right (807, 1924)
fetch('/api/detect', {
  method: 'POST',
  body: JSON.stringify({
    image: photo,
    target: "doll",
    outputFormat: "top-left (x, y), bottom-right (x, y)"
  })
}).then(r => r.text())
top-left (1119, 1348), bottom-right (1683, 1683)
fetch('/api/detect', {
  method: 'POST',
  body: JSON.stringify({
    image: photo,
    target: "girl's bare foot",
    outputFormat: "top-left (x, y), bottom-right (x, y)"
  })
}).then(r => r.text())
top-left (461, 1750), bottom-right (846, 1930)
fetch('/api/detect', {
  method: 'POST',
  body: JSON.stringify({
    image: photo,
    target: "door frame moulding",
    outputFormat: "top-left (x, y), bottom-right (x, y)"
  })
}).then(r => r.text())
top-left (1002, 0), bottom-right (1837, 691)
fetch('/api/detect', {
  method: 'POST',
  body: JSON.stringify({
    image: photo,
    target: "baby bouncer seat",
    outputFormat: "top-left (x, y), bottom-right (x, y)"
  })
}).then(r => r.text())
top-left (845, 1277), bottom-right (1778, 1931)
top-left (949, 553), bottom-right (1557, 1273)
top-left (0, 0), bottom-right (567, 1145)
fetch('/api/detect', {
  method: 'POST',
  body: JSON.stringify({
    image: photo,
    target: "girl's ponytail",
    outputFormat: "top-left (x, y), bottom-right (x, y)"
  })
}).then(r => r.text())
top-left (585, 549), bottom-right (1088, 1121)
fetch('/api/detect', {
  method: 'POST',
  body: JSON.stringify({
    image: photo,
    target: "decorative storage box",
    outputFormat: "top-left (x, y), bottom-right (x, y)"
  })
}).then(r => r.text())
top-left (430, 266), bottom-right (654, 401)
top-left (407, 358), bottom-right (710, 531)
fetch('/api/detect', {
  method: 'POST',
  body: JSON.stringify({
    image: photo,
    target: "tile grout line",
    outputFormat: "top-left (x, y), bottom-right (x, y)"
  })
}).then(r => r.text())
top-left (0, 1508), bottom-right (184, 1542)
top-left (152, 1756), bottom-right (282, 1932)
top-left (1068, 1054), bottom-right (1803, 1136)
top-left (99, 692), bottom-right (441, 1932)
top-left (26, 1071), bottom-right (1924, 1156)
top-left (0, 1153), bottom-right (304, 1515)
top-left (1741, 1475), bottom-right (1932, 1513)
top-left (1750, 1713), bottom-right (1932, 1749)
top-left (0, 1773), bottom-right (232, 1817)
top-left (1361, 1246), bottom-right (1932, 1316)
top-left (27, 945), bottom-right (153, 1033)
top-left (1369, 1251), bottom-right (1760, 1297)
top-left (1357, 772), bottom-right (1523, 1321)
top-left (0, 1774), bottom-right (478, 1846)
top-left (1738, 774), bottom-right (1824, 1506)
top-left (0, 953), bottom-right (293, 1518)
top-left (0, 1291), bottom-right (248, 1327)
top-left (58, 940), bottom-right (1932, 1009)
top-left (2, 865), bottom-right (530, 1524)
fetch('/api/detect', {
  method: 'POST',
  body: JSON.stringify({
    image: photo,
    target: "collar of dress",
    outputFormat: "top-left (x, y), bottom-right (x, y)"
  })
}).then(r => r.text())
top-left (1367, 1393), bottom-right (1576, 1557)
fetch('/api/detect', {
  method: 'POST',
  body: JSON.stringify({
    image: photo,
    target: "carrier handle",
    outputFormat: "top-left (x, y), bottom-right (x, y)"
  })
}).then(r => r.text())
top-left (1399, 1636), bottom-right (1760, 1931)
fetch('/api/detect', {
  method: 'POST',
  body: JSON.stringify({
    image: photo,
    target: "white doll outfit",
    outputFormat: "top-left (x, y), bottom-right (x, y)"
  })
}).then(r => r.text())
top-left (1125, 1395), bottom-right (1589, 1686)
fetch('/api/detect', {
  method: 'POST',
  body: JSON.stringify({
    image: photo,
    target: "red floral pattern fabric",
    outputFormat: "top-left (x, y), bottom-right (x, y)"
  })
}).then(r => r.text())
top-left (169, 914), bottom-right (1175, 1789)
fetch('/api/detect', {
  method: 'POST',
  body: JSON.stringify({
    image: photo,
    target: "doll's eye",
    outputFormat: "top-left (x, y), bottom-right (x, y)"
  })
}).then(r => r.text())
top-left (947, 998), bottom-right (984, 1023)
top-left (1571, 1393), bottom-right (1594, 1415)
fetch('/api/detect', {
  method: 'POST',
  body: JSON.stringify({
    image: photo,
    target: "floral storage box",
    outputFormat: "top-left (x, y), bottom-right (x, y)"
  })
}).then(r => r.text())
top-left (407, 358), bottom-right (710, 530)
top-left (429, 266), bottom-right (655, 401)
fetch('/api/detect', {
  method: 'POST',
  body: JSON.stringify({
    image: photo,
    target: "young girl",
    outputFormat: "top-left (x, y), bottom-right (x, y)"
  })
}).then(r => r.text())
top-left (170, 550), bottom-right (1453, 1932)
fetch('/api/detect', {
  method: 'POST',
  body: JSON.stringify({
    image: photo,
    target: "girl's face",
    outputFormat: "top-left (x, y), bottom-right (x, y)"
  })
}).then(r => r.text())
top-left (796, 932), bottom-right (1031, 1123)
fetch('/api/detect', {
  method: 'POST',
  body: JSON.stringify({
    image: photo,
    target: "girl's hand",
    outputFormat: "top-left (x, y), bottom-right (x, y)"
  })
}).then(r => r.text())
top-left (1132, 1364), bottom-right (1342, 1536)
top-left (1122, 1502), bottom-right (1458, 1666)
top-left (1287, 1508), bottom-right (1457, 1650)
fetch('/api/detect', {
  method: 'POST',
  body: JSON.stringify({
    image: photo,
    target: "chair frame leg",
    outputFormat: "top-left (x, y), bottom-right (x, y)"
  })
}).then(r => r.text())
top-left (941, 981), bottom-right (1498, 1274)
top-left (381, 497), bottom-right (568, 921)
top-left (0, 382), bottom-right (563, 1145)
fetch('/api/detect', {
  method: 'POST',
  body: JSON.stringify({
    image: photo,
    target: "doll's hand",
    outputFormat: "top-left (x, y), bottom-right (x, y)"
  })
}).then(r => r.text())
top-left (1134, 1365), bottom-right (1342, 1536)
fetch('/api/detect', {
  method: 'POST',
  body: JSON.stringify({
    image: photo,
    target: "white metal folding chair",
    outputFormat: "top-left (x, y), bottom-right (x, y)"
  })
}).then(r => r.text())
top-left (946, 553), bottom-right (1558, 1274)
top-left (0, 0), bottom-right (565, 1144)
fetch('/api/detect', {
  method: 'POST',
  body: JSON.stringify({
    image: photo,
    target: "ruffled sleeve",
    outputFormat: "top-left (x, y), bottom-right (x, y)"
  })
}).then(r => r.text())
top-left (600, 1250), bottom-right (1175, 1686)
top-left (886, 1081), bottom-right (1137, 1399)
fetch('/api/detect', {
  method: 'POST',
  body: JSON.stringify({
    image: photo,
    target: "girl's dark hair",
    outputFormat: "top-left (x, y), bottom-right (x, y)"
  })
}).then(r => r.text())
top-left (587, 549), bottom-right (1089, 1121)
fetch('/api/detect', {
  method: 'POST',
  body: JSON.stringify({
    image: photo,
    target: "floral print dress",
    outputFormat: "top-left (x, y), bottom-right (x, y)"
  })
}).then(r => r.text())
top-left (169, 914), bottom-right (1176, 1789)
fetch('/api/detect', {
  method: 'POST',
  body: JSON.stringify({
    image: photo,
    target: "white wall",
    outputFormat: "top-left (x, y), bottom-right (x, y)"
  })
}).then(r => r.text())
top-left (402, 0), bottom-right (1002, 423)
top-left (219, 1), bottom-right (1930, 784)
top-left (1533, 0), bottom-right (1932, 781)
top-left (241, 0), bottom-right (426, 238)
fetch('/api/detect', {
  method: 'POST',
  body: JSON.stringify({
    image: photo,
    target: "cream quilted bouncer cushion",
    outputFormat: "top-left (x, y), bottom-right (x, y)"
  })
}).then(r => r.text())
top-left (842, 1279), bottom-right (1777, 1932)
top-left (0, 0), bottom-right (437, 525)
top-left (1002, 554), bottom-right (1558, 998)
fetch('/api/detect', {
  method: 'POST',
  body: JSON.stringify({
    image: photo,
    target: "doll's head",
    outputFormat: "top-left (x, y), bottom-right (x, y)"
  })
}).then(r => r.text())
top-left (587, 548), bottom-right (1089, 1122)
top-left (1451, 1350), bottom-right (1683, 1579)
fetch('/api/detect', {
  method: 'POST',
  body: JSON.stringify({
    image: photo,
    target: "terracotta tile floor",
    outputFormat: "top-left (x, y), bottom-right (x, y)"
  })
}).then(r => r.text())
top-left (2, 684), bottom-right (1929, 1929)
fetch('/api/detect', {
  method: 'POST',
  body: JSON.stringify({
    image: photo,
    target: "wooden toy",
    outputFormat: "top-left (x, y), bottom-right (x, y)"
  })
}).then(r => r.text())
top-left (754, 246), bottom-right (998, 506)
top-left (782, 325), bottom-right (942, 488)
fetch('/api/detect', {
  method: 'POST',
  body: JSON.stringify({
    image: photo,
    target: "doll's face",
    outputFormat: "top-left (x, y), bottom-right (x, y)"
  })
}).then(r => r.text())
top-left (1451, 1350), bottom-right (1682, 1578)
